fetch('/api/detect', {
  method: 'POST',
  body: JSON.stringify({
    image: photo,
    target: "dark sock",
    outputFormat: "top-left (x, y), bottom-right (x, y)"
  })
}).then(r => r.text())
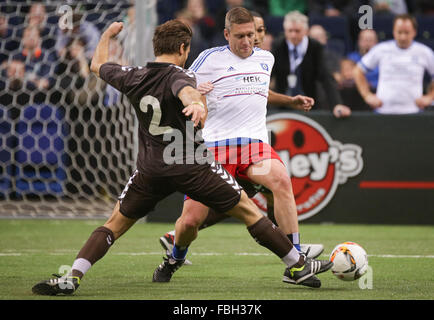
top-left (199, 209), bottom-right (230, 230)
top-left (247, 216), bottom-right (293, 258)
top-left (71, 226), bottom-right (115, 278)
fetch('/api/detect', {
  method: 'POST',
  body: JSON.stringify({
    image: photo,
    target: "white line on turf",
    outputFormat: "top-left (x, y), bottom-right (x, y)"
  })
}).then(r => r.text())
top-left (0, 252), bottom-right (433, 258)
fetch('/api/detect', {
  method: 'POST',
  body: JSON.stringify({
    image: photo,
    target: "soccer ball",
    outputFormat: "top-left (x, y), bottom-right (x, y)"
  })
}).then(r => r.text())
top-left (329, 242), bottom-right (368, 281)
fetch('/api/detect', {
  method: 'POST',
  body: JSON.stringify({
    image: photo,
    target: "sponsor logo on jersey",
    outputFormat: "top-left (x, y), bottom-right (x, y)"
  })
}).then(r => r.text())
top-left (267, 113), bottom-right (363, 220)
top-left (227, 66), bottom-right (235, 72)
top-left (260, 63), bottom-right (268, 71)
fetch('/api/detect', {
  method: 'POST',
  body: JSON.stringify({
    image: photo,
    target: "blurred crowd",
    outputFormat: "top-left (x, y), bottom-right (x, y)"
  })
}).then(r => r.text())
top-left (0, 0), bottom-right (433, 113)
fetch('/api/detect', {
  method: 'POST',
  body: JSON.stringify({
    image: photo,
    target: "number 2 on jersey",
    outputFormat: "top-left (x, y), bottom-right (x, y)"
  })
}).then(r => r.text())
top-left (139, 95), bottom-right (174, 135)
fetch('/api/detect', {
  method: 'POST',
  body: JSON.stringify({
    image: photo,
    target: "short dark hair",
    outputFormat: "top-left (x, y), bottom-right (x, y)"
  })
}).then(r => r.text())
top-left (393, 14), bottom-right (418, 30)
top-left (250, 11), bottom-right (263, 19)
top-left (152, 19), bottom-right (193, 56)
top-left (225, 7), bottom-right (254, 31)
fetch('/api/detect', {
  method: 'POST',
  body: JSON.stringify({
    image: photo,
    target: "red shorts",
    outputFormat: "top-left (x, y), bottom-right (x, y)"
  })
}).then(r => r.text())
top-left (184, 140), bottom-right (282, 201)
top-left (209, 141), bottom-right (282, 181)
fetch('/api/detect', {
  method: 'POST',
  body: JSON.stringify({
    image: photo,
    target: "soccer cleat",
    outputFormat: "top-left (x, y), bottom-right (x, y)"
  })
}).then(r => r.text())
top-left (282, 258), bottom-right (333, 288)
top-left (300, 244), bottom-right (324, 259)
top-left (152, 254), bottom-right (185, 282)
top-left (159, 233), bottom-right (192, 265)
top-left (32, 274), bottom-right (80, 296)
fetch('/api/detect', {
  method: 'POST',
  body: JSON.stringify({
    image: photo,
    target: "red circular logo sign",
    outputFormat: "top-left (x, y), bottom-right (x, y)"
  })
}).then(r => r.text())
top-left (266, 113), bottom-right (363, 220)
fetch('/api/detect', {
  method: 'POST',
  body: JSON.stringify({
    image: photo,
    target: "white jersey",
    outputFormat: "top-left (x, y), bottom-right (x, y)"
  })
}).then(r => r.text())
top-left (358, 40), bottom-right (434, 114)
top-left (189, 45), bottom-right (274, 143)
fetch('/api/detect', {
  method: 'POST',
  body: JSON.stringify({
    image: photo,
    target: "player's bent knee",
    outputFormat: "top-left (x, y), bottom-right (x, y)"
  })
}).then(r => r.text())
top-left (179, 214), bottom-right (203, 230)
top-left (269, 176), bottom-right (293, 195)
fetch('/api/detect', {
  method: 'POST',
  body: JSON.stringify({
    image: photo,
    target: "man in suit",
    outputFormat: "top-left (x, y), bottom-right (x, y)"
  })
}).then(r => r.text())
top-left (271, 11), bottom-right (351, 118)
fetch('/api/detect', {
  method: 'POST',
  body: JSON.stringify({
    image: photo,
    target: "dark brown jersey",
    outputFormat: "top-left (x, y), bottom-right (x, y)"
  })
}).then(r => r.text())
top-left (100, 62), bottom-right (211, 176)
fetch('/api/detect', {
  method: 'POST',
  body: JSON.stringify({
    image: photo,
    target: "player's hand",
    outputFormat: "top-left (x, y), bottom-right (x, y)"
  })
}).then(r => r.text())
top-left (183, 102), bottom-right (205, 127)
top-left (104, 22), bottom-right (123, 38)
top-left (291, 95), bottom-right (314, 111)
top-left (364, 93), bottom-right (382, 109)
top-left (197, 82), bottom-right (214, 95)
top-left (415, 95), bottom-right (433, 109)
top-left (333, 104), bottom-right (351, 118)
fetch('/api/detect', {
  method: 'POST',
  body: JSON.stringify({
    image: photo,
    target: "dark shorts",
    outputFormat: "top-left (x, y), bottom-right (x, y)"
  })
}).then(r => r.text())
top-left (118, 162), bottom-right (242, 220)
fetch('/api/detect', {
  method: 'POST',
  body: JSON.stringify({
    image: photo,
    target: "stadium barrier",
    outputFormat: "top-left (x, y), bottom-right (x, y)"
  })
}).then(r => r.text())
top-left (147, 111), bottom-right (434, 225)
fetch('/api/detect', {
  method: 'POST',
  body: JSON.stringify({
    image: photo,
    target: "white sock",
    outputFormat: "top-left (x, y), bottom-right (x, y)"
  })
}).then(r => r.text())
top-left (281, 247), bottom-right (301, 268)
top-left (71, 258), bottom-right (92, 276)
top-left (168, 230), bottom-right (175, 236)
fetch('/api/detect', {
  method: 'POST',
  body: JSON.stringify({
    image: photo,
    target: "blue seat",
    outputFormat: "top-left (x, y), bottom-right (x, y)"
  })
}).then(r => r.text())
top-left (416, 15), bottom-right (434, 49)
top-left (373, 15), bottom-right (394, 41)
top-left (0, 106), bottom-right (15, 197)
top-left (13, 104), bottom-right (68, 196)
top-left (264, 15), bottom-right (284, 37)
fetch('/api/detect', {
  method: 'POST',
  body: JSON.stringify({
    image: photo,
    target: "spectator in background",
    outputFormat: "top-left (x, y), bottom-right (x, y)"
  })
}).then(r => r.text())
top-left (271, 11), bottom-right (351, 118)
top-left (337, 58), bottom-right (370, 110)
top-left (354, 14), bottom-right (434, 114)
top-left (13, 26), bottom-right (57, 90)
top-left (176, 0), bottom-right (215, 67)
top-left (308, 24), bottom-right (342, 81)
top-left (56, 37), bottom-right (103, 107)
top-left (347, 29), bottom-right (379, 90)
top-left (55, 13), bottom-right (100, 61)
top-left (25, 3), bottom-right (56, 50)
top-left (0, 60), bottom-right (33, 106)
top-left (0, 14), bottom-right (20, 64)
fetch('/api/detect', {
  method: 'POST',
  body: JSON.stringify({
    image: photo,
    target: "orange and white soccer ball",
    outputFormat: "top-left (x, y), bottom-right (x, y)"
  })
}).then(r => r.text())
top-left (329, 242), bottom-right (368, 281)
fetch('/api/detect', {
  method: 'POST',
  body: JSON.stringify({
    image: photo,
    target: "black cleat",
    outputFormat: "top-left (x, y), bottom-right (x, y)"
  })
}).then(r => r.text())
top-left (283, 258), bottom-right (333, 288)
top-left (159, 233), bottom-right (192, 265)
top-left (32, 274), bottom-right (80, 296)
top-left (152, 255), bottom-right (185, 283)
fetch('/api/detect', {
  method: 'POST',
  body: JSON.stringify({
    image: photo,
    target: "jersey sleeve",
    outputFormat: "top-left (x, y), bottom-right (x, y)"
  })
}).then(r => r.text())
top-left (358, 44), bottom-right (382, 73)
top-left (169, 67), bottom-right (197, 97)
top-left (99, 62), bottom-right (143, 94)
top-left (188, 48), bottom-right (218, 85)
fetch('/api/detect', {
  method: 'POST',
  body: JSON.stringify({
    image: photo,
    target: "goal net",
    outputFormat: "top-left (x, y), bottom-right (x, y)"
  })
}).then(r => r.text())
top-left (0, 0), bottom-right (156, 218)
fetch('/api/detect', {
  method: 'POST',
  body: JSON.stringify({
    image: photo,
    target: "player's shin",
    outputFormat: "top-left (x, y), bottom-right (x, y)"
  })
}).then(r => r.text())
top-left (247, 216), bottom-right (303, 268)
top-left (70, 226), bottom-right (115, 279)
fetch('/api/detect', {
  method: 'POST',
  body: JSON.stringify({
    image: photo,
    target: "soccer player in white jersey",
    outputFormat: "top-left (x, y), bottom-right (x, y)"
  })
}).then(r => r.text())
top-left (154, 7), bottom-right (334, 288)
top-left (159, 7), bottom-right (325, 269)
top-left (354, 14), bottom-right (434, 114)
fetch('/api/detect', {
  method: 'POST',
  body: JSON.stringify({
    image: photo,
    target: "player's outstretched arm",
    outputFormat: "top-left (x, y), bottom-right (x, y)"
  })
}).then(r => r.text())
top-left (178, 86), bottom-right (207, 127)
top-left (90, 22), bottom-right (124, 78)
top-left (268, 89), bottom-right (314, 111)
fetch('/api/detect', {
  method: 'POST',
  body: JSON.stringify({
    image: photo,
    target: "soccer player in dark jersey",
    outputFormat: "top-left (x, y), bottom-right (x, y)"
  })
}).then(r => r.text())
top-left (32, 20), bottom-right (332, 295)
